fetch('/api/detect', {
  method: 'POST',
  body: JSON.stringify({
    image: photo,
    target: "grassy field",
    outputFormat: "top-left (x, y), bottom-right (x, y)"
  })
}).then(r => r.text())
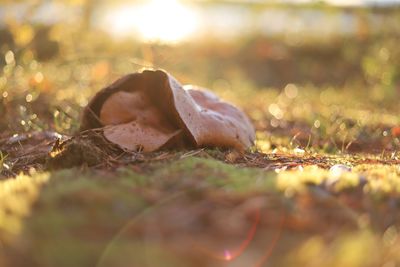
top-left (1, 64), bottom-right (400, 266)
top-left (1, 3), bottom-right (400, 266)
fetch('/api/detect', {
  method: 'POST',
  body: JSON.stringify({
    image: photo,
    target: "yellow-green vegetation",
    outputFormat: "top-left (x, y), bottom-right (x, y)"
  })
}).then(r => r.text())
top-left (0, 157), bottom-right (276, 267)
top-left (355, 164), bottom-right (400, 195)
top-left (1, 157), bottom-right (400, 267)
top-left (0, 172), bottom-right (50, 242)
top-left (277, 163), bottom-right (400, 195)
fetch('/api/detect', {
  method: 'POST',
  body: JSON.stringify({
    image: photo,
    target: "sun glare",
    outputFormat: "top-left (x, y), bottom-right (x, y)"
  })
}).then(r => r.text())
top-left (105, 0), bottom-right (199, 43)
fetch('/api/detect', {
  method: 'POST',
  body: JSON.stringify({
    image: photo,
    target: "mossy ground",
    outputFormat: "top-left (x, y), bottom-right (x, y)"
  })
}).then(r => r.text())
top-left (1, 155), bottom-right (400, 267)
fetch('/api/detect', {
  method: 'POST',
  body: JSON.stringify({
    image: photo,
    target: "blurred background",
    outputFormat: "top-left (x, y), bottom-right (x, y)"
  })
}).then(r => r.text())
top-left (1, 0), bottom-right (400, 151)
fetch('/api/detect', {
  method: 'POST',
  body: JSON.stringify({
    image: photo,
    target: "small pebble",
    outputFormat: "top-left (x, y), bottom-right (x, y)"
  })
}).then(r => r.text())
top-left (293, 148), bottom-right (305, 155)
top-left (329, 164), bottom-right (352, 177)
top-left (326, 164), bottom-right (352, 187)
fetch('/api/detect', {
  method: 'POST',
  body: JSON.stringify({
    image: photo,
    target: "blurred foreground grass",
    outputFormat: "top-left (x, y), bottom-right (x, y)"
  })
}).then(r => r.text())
top-left (1, 157), bottom-right (400, 267)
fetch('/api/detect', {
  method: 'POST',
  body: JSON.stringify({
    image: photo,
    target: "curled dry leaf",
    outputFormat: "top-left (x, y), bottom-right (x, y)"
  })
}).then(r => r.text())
top-left (80, 69), bottom-right (255, 152)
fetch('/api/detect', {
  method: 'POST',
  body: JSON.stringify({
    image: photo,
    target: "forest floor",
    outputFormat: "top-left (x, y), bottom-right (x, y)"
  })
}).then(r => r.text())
top-left (1, 59), bottom-right (400, 267)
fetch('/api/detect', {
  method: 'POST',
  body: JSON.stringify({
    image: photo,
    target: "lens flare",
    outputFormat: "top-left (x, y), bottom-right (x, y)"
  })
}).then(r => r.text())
top-left (104, 0), bottom-right (199, 43)
top-left (253, 211), bottom-right (285, 267)
top-left (195, 209), bottom-right (261, 261)
top-left (224, 249), bottom-right (232, 261)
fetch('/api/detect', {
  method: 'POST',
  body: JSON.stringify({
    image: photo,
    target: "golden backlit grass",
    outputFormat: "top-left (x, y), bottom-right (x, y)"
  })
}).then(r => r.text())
top-left (0, 172), bottom-right (50, 242)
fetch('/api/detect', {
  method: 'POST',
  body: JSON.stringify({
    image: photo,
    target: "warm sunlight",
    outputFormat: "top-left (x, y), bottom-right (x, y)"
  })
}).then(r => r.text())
top-left (104, 0), bottom-right (199, 43)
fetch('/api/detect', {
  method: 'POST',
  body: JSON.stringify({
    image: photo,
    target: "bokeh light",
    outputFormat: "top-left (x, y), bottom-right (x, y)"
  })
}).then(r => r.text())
top-left (103, 0), bottom-right (200, 43)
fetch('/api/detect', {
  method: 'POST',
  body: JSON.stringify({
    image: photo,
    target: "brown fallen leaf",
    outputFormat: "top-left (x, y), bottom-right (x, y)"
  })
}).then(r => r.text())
top-left (80, 69), bottom-right (255, 152)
